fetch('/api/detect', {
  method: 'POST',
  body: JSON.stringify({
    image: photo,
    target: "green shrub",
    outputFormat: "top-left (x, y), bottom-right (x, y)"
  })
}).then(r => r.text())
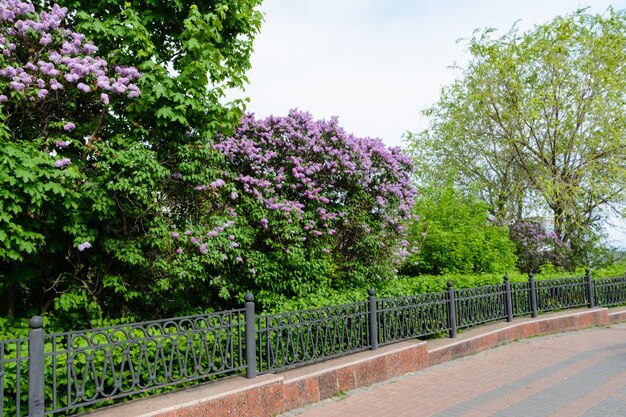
top-left (401, 183), bottom-right (517, 275)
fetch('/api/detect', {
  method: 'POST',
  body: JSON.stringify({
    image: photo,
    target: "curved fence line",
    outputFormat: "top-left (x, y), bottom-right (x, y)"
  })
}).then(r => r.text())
top-left (2, 270), bottom-right (626, 416)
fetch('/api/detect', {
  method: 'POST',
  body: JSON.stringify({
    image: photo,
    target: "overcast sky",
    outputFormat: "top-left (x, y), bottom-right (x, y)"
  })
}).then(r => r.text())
top-left (240, 0), bottom-right (626, 246)
top-left (243, 0), bottom-right (626, 147)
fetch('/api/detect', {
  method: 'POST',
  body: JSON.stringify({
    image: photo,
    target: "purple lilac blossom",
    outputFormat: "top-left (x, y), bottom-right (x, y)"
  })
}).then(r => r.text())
top-left (77, 241), bottom-right (91, 251)
top-left (54, 157), bottom-right (70, 168)
top-left (212, 110), bottom-right (417, 259)
top-left (0, 0), bottom-right (141, 103)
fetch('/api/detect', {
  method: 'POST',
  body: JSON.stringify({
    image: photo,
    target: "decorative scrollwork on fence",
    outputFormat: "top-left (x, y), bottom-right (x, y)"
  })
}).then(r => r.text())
top-left (535, 277), bottom-right (587, 312)
top-left (378, 292), bottom-right (449, 345)
top-left (44, 309), bottom-right (246, 413)
top-left (256, 302), bottom-right (369, 373)
top-left (594, 276), bottom-right (626, 307)
top-left (455, 285), bottom-right (506, 328)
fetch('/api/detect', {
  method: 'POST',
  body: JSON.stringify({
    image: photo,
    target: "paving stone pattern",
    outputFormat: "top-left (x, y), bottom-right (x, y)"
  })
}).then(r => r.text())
top-left (279, 324), bottom-right (626, 417)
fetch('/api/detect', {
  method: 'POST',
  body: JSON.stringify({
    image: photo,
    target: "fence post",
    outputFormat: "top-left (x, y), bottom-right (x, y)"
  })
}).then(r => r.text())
top-left (244, 293), bottom-right (257, 379)
top-left (504, 275), bottom-right (513, 322)
top-left (368, 289), bottom-right (378, 350)
top-left (585, 268), bottom-right (595, 308)
top-left (528, 273), bottom-right (538, 318)
top-left (447, 281), bottom-right (457, 338)
top-left (28, 316), bottom-right (45, 417)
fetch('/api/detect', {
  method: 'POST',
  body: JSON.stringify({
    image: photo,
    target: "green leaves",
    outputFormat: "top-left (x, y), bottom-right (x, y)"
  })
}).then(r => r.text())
top-left (1, 0), bottom-right (263, 322)
top-left (403, 182), bottom-right (517, 276)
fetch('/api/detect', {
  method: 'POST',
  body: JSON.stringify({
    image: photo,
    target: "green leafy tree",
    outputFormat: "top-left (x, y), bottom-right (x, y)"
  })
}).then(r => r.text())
top-left (401, 182), bottom-right (516, 275)
top-left (0, 0), bottom-right (263, 323)
top-left (409, 8), bottom-right (626, 261)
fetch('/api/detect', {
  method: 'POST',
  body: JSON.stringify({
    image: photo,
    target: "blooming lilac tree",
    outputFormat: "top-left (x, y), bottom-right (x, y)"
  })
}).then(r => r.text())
top-left (162, 110), bottom-right (417, 309)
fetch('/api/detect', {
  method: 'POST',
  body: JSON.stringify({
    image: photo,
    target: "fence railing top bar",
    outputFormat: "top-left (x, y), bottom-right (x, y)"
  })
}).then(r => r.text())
top-left (44, 308), bottom-right (247, 339)
top-left (0, 336), bottom-right (28, 345)
top-left (378, 291), bottom-right (447, 304)
top-left (535, 277), bottom-right (585, 288)
top-left (258, 301), bottom-right (368, 320)
top-left (455, 284), bottom-right (505, 293)
top-left (536, 275), bottom-right (585, 282)
top-left (595, 275), bottom-right (626, 281)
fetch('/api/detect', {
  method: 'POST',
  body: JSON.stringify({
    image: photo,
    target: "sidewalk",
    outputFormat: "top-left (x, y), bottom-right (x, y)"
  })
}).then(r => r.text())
top-left (279, 323), bottom-right (626, 417)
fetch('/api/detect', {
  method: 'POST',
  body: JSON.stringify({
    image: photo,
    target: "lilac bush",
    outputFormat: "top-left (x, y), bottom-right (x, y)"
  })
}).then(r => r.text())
top-left (164, 110), bottom-right (417, 308)
top-left (214, 110), bottom-right (415, 242)
top-left (509, 220), bottom-right (573, 273)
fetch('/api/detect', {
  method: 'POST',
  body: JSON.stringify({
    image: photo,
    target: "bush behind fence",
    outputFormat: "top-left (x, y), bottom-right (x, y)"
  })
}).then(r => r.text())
top-left (3, 270), bottom-right (626, 416)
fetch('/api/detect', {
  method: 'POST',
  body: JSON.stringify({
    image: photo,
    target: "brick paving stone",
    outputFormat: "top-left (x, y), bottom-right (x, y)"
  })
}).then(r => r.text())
top-left (278, 324), bottom-right (626, 417)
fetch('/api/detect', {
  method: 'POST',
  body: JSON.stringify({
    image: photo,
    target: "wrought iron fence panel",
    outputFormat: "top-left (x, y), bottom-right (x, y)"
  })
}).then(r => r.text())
top-left (377, 292), bottom-right (449, 345)
top-left (594, 276), bottom-right (626, 307)
top-left (1, 337), bottom-right (28, 417)
top-left (256, 302), bottom-right (369, 373)
top-left (44, 309), bottom-right (245, 414)
top-left (455, 285), bottom-right (506, 328)
top-left (511, 281), bottom-right (532, 316)
top-left (536, 277), bottom-right (587, 312)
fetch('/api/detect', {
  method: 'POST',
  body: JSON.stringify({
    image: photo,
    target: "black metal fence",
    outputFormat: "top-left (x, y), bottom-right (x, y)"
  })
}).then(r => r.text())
top-left (3, 270), bottom-right (626, 416)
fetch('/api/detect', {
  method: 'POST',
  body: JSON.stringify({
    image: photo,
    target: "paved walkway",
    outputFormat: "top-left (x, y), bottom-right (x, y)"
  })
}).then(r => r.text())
top-left (279, 324), bottom-right (626, 417)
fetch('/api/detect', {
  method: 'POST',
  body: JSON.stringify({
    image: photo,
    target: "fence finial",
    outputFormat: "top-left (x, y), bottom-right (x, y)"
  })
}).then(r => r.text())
top-left (29, 316), bottom-right (43, 329)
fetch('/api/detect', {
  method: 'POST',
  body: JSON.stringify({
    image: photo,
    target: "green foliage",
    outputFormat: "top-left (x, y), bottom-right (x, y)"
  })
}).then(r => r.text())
top-left (0, 0), bottom-right (263, 325)
top-left (401, 182), bottom-right (517, 275)
top-left (267, 263), bottom-right (626, 313)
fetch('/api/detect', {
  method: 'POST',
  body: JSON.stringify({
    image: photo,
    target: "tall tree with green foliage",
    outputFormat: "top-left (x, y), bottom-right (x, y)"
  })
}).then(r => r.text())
top-left (409, 7), bottom-right (626, 261)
